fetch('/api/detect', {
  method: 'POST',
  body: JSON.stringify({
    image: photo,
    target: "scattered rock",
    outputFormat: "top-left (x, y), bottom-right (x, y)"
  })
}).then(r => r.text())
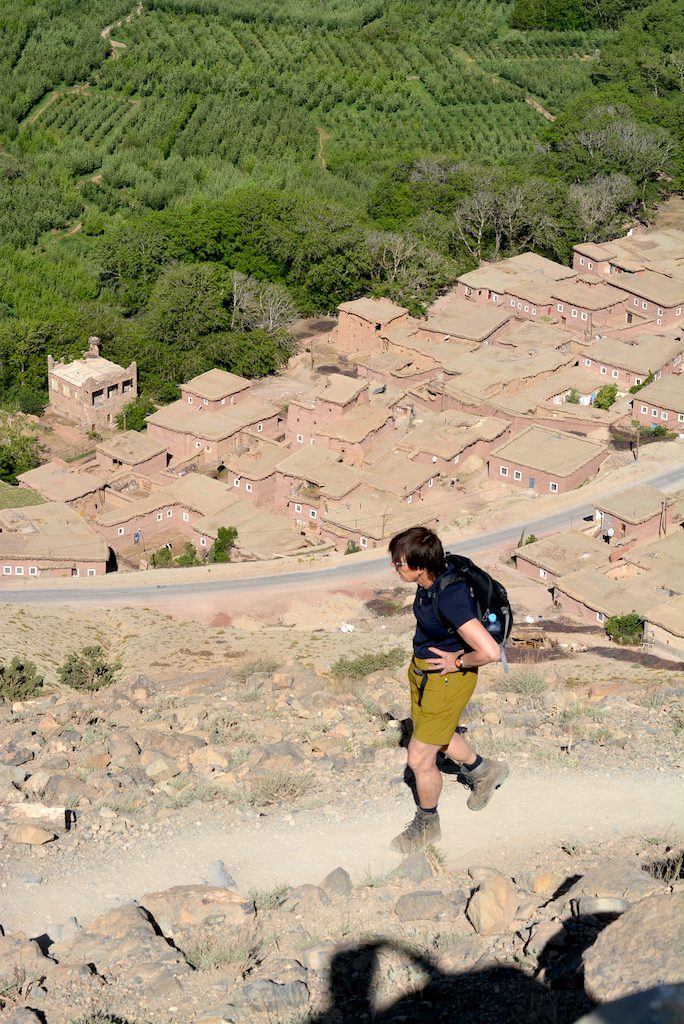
top-left (320, 866), bottom-right (352, 899)
top-left (395, 890), bottom-right (448, 922)
top-left (466, 874), bottom-right (519, 935)
top-left (5, 824), bottom-right (56, 845)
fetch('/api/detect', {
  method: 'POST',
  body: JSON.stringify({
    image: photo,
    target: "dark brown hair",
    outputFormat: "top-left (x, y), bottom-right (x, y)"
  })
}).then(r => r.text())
top-left (388, 526), bottom-right (447, 578)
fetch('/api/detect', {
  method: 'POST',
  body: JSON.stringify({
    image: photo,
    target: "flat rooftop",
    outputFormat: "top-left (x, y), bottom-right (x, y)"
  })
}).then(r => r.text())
top-left (491, 426), bottom-right (607, 476)
top-left (595, 484), bottom-right (670, 524)
top-left (0, 502), bottom-right (108, 561)
top-left (338, 297), bottom-right (408, 323)
top-left (50, 355), bottom-right (130, 388)
top-left (515, 530), bottom-right (609, 576)
top-left (97, 430), bottom-right (167, 464)
top-left (634, 375), bottom-right (684, 414)
top-left (17, 463), bottom-right (107, 502)
top-left (423, 299), bottom-right (510, 341)
top-left (146, 398), bottom-right (279, 440)
top-left (183, 369), bottom-right (251, 400)
top-left (551, 278), bottom-right (629, 310)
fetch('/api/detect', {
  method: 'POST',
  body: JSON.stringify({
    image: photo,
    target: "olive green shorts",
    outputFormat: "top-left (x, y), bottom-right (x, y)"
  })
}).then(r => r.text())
top-left (409, 656), bottom-right (477, 746)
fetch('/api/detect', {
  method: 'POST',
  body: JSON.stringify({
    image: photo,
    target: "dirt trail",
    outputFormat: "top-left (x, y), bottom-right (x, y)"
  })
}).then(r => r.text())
top-left (4, 769), bottom-right (679, 937)
top-left (316, 126), bottom-right (329, 170)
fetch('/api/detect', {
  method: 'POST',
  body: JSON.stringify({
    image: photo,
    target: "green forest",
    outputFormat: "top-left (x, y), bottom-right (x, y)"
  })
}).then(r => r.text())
top-left (0, 0), bottom-right (682, 407)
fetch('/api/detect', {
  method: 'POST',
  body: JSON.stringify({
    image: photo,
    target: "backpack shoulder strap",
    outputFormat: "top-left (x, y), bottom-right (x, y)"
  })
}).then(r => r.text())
top-left (431, 558), bottom-right (465, 635)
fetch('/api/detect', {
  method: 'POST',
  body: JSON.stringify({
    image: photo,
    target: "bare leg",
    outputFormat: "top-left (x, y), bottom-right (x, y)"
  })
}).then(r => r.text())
top-left (442, 730), bottom-right (476, 766)
top-left (406, 736), bottom-right (443, 808)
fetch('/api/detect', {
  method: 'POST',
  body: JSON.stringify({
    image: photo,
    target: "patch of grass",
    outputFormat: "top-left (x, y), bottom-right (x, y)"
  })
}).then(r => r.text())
top-left (330, 647), bottom-right (405, 682)
top-left (96, 795), bottom-right (145, 814)
top-left (425, 843), bottom-right (446, 871)
top-left (246, 772), bottom-right (314, 808)
top-left (249, 885), bottom-right (290, 911)
top-left (182, 925), bottom-right (264, 974)
top-left (503, 668), bottom-right (546, 699)
top-left (644, 848), bottom-right (684, 885)
top-left (235, 657), bottom-right (280, 685)
top-left (208, 711), bottom-right (256, 745)
top-left (362, 866), bottom-right (398, 888)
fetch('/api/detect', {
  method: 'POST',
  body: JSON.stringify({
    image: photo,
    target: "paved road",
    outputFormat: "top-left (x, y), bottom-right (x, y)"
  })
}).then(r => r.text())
top-left (1, 464), bottom-right (682, 606)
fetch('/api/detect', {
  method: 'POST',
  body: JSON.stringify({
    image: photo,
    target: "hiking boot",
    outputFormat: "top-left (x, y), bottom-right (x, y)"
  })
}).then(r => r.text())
top-left (465, 758), bottom-right (509, 811)
top-left (390, 809), bottom-right (441, 853)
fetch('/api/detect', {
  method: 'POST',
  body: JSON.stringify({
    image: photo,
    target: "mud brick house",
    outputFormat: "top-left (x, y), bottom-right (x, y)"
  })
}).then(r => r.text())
top-left (417, 298), bottom-right (511, 346)
top-left (17, 462), bottom-right (107, 516)
top-left (319, 485), bottom-right (437, 552)
top-left (220, 436), bottom-right (289, 505)
top-left (619, 271), bottom-right (684, 329)
top-left (274, 447), bottom-right (365, 529)
top-left (0, 502), bottom-right (108, 578)
top-left (630, 376), bottom-right (684, 433)
top-left (593, 485), bottom-right (673, 548)
top-left (314, 403), bottom-right (396, 464)
top-left (95, 431), bottom-right (169, 477)
top-left (355, 349), bottom-right (439, 390)
top-left (180, 369), bottom-right (252, 410)
top-left (572, 229), bottom-right (684, 279)
top-left (513, 531), bottom-right (609, 588)
top-left (286, 374), bottom-right (368, 447)
top-left (550, 277), bottom-right (629, 333)
top-left (396, 409), bottom-right (510, 474)
top-left (362, 451), bottom-right (441, 505)
top-left (578, 330), bottom-right (683, 390)
top-left (553, 533), bottom-right (684, 627)
top-left (145, 396), bottom-right (281, 463)
top-left (190, 494), bottom-right (315, 559)
top-left (494, 319), bottom-right (576, 354)
top-left (47, 338), bottom-right (136, 430)
top-left (488, 425), bottom-right (609, 494)
top-left (643, 594), bottom-right (684, 661)
top-left (336, 297), bottom-right (409, 355)
top-left (457, 252), bottom-right (577, 321)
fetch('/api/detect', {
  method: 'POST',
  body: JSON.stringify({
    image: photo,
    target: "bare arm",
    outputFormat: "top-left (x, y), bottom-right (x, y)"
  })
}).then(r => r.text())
top-left (426, 616), bottom-right (500, 675)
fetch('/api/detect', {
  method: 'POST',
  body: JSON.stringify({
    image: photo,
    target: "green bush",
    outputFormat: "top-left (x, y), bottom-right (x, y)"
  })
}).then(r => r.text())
top-left (593, 383), bottom-right (618, 410)
top-left (345, 541), bottom-right (361, 554)
top-left (565, 387), bottom-right (581, 405)
top-left (331, 647), bottom-right (405, 681)
top-left (150, 546), bottom-right (173, 568)
top-left (605, 612), bottom-right (643, 645)
top-left (209, 526), bottom-right (237, 563)
top-left (58, 645), bottom-right (121, 691)
top-left (115, 395), bottom-right (156, 432)
top-left (0, 657), bottom-right (44, 703)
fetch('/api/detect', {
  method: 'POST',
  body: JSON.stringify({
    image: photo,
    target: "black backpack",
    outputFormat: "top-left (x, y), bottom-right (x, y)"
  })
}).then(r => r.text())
top-left (431, 553), bottom-right (513, 647)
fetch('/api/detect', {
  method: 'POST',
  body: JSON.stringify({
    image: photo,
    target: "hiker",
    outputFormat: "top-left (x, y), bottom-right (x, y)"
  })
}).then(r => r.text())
top-left (388, 525), bottom-right (508, 853)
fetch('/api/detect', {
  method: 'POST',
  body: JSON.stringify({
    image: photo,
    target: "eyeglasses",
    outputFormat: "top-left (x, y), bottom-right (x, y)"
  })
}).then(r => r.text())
top-left (392, 560), bottom-right (408, 569)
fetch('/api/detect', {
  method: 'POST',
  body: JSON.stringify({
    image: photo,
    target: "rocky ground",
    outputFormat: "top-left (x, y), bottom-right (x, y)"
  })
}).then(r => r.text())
top-left (0, 584), bottom-right (682, 1024)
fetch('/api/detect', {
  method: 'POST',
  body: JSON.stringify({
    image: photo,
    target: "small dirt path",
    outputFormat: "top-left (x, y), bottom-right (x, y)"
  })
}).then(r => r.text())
top-left (317, 126), bottom-right (329, 170)
top-left (525, 95), bottom-right (555, 121)
top-left (4, 769), bottom-right (679, 936)
top-left (455, 46), bottom-right (555, 122)
top-left (101, 0), bottom-right (144, 55)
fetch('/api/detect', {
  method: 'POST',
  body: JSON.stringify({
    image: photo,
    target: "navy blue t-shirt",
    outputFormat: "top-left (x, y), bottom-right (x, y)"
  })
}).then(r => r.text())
top-left (413, 572), bottom-right (477, 659)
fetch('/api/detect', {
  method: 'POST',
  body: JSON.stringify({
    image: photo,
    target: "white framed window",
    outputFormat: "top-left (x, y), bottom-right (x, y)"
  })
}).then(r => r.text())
top-left (29, 566), bottom-right (38, 576)
top-left (517, 302), bottom-right (522, 310)
top-left (221, 398), bottom-right (225, 405)
top-left (557, 304), bottom-right (564, 312)
top-left (539, 568), bottom-right (547, 579)
top-left (513, 470), bottom-right (522, 481)
top-left (15, 566), bottom-right (24, 575)
top-left (360, 537), bottom-right (368, 548)
top-left (453, 455), bottom-right (460, 464)
top-left (72, 568), bottom-right (79, 578)
top-left (633, 298), bottom-right (639, 307)
top-left (657, 307), bottom-right (663, 316)
top-left (678, 413), bottom-right (684, 422)
top-left (183, 511), bottom-right (189, 522)
top-left (581, 312), bottom-right (588, 321)
top-left (428, 478), bottom-right (434, 488)
top-left (491, 292), bottom-right (499, 301)
top-left (579, 257), bottom-right (585, 266)
top-left (612, 370), bottom-right (619, 378)
top-left (309, 509), bottom-right (317, 520)
top-left (524, 304), bottom-right (529, 312)
top-left (310, 438), bottom-right (315, 446)
top-left (294, 503), bottom-right (302, 513)
top-left (156, 511), bottom-right (163, 521)
top-left (465, 286), bottom-right (472, 296)
top-left (642, 301), bottom-right (647, 310)
top-left (195, 440), bottom-right (202, 449)
top-left (407, 494), bottom-right (413, 503)
top-left (587, 261), bottom-right (593, 270)
top-left (634, 378), bottom-right (642, 385)
top-left (584, 358), bottom-right (592, 366)
top-left (2, 566), bottom-right (11, 575)
top-left (641, 405), bottom-right (648, 413)
top-left (296, 433), bottom-right (304, 444)
top-left (257, 422), bottom-right (263, 432)
top-left (117, 527), bottom-right (124, 536)
top-left (187, 396), bottom-right (193, 403)
top-left (166, 509), bottom-right (173, 518)
top-left (531, 307), bottom-right (536, 315)
top-left (661, 411), bottom-right (668, 420)
top-left (87, 568), bottom-right (96, 577)
top-left (571, 309), bottom-right (578, 318)
top-left (652, 408), bottom-right (658, 417)
top-left (657, 319), bottom-right (663, 325)
top-left (500, 466), bottom-right (509, 477)
top-left (676, 308), bottom-right (682, 316)
top-left (203, 398), bottom-right (208, 405)
top-left (233, 478), bottom-right (240, 487)
top-left (596, 611), bottom-right (604, 623)
top-left (245, 483), bottom-right (253, 493)
top-left (600, 366), bottom-right (607, 374)
top-left (510, 299), bottom-right (516, 307)
top-left (549, 482), bottom-right (559, 493)
top-left (200, 536), bottom-right (207, 547)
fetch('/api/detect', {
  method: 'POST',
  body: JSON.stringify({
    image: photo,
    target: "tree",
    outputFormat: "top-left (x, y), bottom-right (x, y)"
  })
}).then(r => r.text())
top-left (605, 612), bottom-right (643, 645)
top-left (145, 263), bottom-right (230, 348)
top-left (566, 388), bottom-right (581, 405)
top-left (230, 272), bottom-right (298, 335)
top-left (58, 645), bottom-right (121, 691)
top-left (569, 174), bottom-right (636, 241)
top-left (0, 416), bottom-right (42, 484)
top-left (593, 383), bottom-right (618, 409)
top-left (628, 370), bottom-right (654, 394)
top-left (116, 395), bottom-right (156, 432)
top-left (0, 657), bottom-right (43, 703)
top-left (209, 525), bottom-right (237, 563)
